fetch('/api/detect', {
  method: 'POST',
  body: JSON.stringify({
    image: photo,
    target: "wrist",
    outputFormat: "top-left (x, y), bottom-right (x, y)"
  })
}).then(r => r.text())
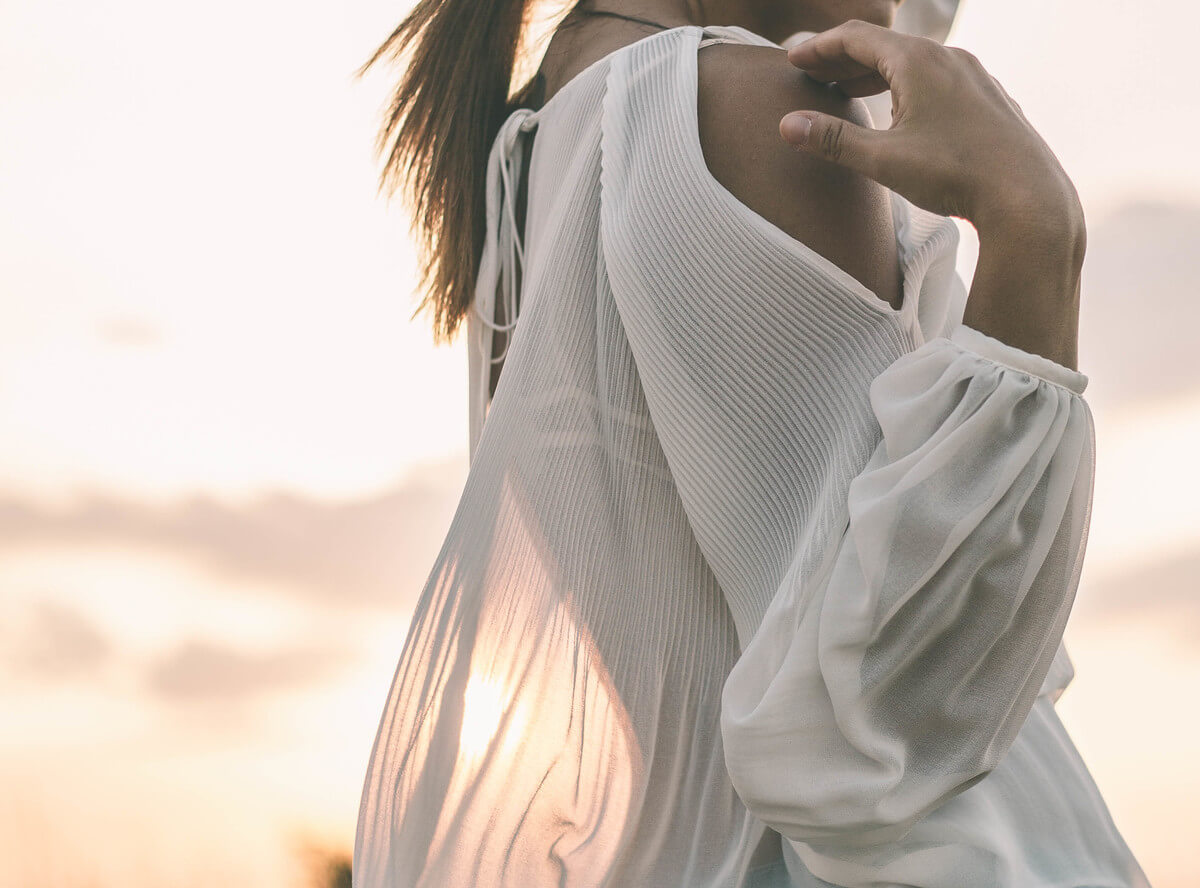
top-left (975, 221), bottom-right (1086, 280)
top-left (964, 209), bottom-right (1084, 371)
top-left (972, 179), bottom-right (1087, 271)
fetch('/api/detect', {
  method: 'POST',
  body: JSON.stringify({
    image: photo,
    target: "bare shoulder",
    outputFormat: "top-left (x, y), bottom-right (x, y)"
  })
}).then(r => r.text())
top-left (696, 43), bottom-right (901, 308)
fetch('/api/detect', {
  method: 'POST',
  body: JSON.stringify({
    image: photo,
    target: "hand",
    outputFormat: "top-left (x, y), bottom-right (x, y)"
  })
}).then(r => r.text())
top-left (779, 19), bottom-right (1083, 245)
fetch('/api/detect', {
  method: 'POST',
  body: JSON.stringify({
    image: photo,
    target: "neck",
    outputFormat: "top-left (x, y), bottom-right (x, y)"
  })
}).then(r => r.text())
top-left (566, 1), bottom-right (897, 46)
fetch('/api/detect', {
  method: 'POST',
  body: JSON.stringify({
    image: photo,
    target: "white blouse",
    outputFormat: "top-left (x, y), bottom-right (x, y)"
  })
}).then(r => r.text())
top-left (353, 24), bottom-right (1152, 888)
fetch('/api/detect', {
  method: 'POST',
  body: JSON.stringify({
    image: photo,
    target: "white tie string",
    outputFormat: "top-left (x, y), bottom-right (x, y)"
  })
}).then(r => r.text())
top-left (471, 108), bottom-right (538, 366)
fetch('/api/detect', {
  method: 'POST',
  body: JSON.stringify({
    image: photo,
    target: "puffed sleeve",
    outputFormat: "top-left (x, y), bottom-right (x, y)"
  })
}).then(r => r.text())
top-left (718, 323), bottom-right (1095, 847)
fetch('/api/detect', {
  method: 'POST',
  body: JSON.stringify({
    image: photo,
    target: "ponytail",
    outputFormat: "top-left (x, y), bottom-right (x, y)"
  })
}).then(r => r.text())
top-left (358, 0), bottom-right (546, 344)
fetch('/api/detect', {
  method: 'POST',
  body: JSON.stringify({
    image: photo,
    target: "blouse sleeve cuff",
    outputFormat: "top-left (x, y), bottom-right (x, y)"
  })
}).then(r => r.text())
top-left (949, 323), bottom-right (1089, 396)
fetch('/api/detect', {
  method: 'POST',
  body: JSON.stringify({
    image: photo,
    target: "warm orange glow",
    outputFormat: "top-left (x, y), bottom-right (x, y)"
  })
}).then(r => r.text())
top-left (459, 672), bottom-right (528, 763)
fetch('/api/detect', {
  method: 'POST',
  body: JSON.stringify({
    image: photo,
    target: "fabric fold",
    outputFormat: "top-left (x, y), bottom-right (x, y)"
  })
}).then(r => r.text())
top-left (718, 335), bottom-right (1096, 847)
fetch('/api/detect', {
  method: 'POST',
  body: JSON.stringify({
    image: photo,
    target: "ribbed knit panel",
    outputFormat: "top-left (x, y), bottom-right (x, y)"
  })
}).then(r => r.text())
top-left (356, 24), bottom-right (1149, 888)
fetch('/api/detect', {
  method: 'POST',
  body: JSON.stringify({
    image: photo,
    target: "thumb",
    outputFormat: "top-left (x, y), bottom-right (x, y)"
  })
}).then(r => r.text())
top-left (780, 111), bottom-right (884, 179)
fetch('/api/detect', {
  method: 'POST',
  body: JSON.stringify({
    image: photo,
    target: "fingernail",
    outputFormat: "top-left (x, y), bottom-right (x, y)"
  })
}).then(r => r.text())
top-left (785, 32), bottom-right (819, 62)
top-left (781, 113), bottom-right (812, 146)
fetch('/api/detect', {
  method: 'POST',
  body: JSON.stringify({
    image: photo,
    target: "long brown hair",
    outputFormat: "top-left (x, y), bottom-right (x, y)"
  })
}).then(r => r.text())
top-left (357, 0), bottom-right (555, 345)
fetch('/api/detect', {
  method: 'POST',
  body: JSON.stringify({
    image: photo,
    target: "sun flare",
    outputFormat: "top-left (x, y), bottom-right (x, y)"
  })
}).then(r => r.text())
top-left (459, 672), bottom-right (526, 763)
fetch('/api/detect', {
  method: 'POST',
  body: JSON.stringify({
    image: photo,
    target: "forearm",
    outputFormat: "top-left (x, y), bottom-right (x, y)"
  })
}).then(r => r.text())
top-left (964, 205), bottom-right (1086, 371)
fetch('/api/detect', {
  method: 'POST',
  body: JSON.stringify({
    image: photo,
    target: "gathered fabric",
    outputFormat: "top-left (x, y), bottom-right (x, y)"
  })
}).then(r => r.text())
top-left (354, 24), bottom-right (1151, 888)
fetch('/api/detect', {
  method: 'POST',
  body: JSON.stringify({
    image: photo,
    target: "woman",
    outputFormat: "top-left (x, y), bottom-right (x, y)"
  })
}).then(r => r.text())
top-left (353, 2), bottom-right (1153, 886)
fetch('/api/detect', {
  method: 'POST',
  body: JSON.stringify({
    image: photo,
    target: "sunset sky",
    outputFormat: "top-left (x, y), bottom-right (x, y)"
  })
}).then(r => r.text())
top-left (2, 1), bottom-right (1196, 886)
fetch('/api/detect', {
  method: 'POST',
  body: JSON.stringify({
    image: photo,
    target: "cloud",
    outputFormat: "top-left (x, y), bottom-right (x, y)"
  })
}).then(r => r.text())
top-left (0, 457), bottom-right (467, 611)
top-left (5, 599), bottom-right (112, 680)
top-left (1075, 548), bottom-right (1200, 639)
top-left (1079, 201), bottom-right (1200, 406)
top-left (0, 593), bottom-right (356, 700)
top-left (95, 316), bottom-right (162, 347)
top-left (145, 637), bottom-right (348, 701)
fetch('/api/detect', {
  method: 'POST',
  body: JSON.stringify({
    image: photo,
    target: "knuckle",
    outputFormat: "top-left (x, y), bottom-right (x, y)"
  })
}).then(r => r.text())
top-left (819, 118), bottom-right (846, 162)
top-left (949, 46), bottom-right (983, 70)
top-left (911, 36), bottom-right (942, 63)
top-left (896, 38), bottom-right (940, 77)
top-left (918, 42), bottom-right (959, 84)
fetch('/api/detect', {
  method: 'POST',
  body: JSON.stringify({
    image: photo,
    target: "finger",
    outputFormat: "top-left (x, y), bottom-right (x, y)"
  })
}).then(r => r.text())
top-left (786, 19), bottom-right (910, 87)
top-left (830, 71), bottom-right (890, 98)
top-left (779, 111), bottom-right (888, 182)
top-left (781, 29), bottom-right (818, 51)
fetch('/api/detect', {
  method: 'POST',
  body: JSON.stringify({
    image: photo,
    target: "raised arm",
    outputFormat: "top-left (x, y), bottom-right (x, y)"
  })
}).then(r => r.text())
top-left (780, 19), bottom-right (1087, 368)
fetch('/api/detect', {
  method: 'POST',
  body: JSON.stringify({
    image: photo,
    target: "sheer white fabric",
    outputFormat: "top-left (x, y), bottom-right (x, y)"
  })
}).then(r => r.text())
top-left (354, 24), bottom-right (1152, 888)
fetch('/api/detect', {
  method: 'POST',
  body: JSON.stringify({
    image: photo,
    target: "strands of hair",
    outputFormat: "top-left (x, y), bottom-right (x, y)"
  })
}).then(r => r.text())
top-left (356, 0), bottom-right (541, 344)
top-left (357, 2), bottom-right (673, 345)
